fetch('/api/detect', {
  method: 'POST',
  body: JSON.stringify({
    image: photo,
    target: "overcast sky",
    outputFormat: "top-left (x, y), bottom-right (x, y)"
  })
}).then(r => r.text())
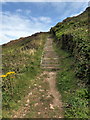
top-left (0, 2), bottom-right (88, 45)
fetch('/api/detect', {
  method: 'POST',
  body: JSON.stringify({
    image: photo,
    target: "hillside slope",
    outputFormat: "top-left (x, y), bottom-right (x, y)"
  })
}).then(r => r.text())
top-left (2, 32), bottom-right (49, 117)
top-left (50, 7), bottom-right (90, 83)
top-left (50, 7), bottom-right (89, 118)
top-left (2, 32), bottom-right (47, 73)
top-left (1, 7), bottom-right (89, 118)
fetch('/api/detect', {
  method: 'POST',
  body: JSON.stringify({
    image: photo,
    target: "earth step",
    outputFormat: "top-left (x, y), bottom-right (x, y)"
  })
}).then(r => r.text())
top-left (43, 55), bottom-right (58, 58)
top-left (43, 52), bottom-right (58, 56)
top-left (41, 64), bottom-right (60, 67)
top-left (41, 37), bottom-right (60, 71)
top-left (42, 59), bottom-right (59, 64)
top-left (44, 50), bottom-right (55, 53)
top-left (44, 47), bottom-right (54, 51)
top-left (41, 67), bottom-right (60, 70)
top-left (42, 59), bottom-right (59, 62)
top-left (42, 61), bottom-right (59, 64)
top-left (42, 58), bottom-right (59, 60)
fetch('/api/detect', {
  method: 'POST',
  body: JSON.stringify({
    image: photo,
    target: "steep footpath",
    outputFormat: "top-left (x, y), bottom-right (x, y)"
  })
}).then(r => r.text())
top-left (11, 34), bottom-right (63, 118)
top-left (41, 35), bottom-right (63, 113)
top-left (41, 36), bottom-right (60, 70)
top-left (2, 7), bottom-right (89, 118)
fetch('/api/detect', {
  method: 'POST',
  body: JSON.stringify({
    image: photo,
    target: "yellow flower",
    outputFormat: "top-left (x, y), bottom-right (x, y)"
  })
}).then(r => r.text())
top-left (0, 71), bottom-right (15, 78)
top-left (6, 72), bottom-right (15, 76)
top-left (0, 75), bottom-right (7, 78)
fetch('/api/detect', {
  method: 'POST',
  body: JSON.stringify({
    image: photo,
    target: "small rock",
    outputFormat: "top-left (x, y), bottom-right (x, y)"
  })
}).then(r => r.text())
top-left (38, 112), bottom-right (41, 115)
top-left (28, 92), bottom-right (32, 96)
top-left (50, 104), bottom-right (54, 110)
top-left (14, 115), bottom-right (17, 118)
top-left (34, 84), bottom-right (37, 86)
top-left (59, 116), bottom-right (62, 118)
top-left (42, 95), bottom-right (45, 97)
top-left (46, 95), bottom-right (51, 98)
top-left (39, 89), bottom-right (44, 92)
top-left (34, 103), bottom-right (39, 106)
top-left (23, 114), bottom-right (26, 116)
top-left (25, 104), bottom-right (28, 106)
top-left (27, 99), bottom-right (30, 103)
top-left (39, 85), bottom-right (42, 88)
top-left (18, 100), bottom-right (20, 103)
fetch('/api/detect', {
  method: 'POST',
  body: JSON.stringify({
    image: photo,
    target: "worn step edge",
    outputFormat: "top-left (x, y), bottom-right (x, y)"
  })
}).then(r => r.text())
top-left (42, 58), bottom-right (59, 60)
top-left (42, 62), bottom-right (60, 64)
top-left (41, 64), bottom-right (60, 67)
top-left (41, 67), bottom-right (60, 70)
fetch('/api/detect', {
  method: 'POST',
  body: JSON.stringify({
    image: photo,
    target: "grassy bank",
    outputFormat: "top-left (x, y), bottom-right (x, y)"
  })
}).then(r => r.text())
top-left (53, 40), bottom-right (89, 118)
top-left (50, 7), bottom-right (89, 118)
top-left (50, 7), bottom-right (90, 83)
top-left (2, 32), bottom-right (49, 117)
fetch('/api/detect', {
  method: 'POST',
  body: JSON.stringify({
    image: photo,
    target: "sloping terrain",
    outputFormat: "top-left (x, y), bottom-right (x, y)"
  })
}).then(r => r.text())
top-left (1, 7), bottom-right (89, 118)
top-left (41, 36), bottom-right (60, 70)
top-left (2, 33), bottom-right (64, 118)
top-left (2, 32), bottom-right (49, 117)
top-left (50, 7), bottom-right (89, 118)
top-left (50, 7), bottom-right (90, 82)
top-left (11, 36), bottom-right (63, 118)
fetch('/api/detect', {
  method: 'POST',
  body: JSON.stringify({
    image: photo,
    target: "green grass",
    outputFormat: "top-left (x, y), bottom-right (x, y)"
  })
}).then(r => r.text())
top-left (2, 32), bottom-right (49, 118)
top-left (2, 51), bottom-right (42, 117)
top-left (50, 8), bottom-right (89, 117)
top-left (50, 7), bottom-right (89, 83)
top-left (53, 41), bottom-right (89, 118)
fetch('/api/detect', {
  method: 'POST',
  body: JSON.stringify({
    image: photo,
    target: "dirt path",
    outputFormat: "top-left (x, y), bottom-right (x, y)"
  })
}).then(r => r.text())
top-left (12, 36), bottom-right (63, 118)
top-left (41, 36), bottom-right (60, 70)
top-left (46, 71), bottom-right (62, 108)
top-left (40, 36), bottom-right (63, 117)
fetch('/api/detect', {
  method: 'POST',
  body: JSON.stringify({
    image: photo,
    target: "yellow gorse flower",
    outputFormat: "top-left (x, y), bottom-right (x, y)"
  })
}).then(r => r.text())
top-left (0, 75), bottom-right (7, 78)
top-left (0, 71), bottom-right (15, 78)
top-left (6, 72), bottom-right (15, 76)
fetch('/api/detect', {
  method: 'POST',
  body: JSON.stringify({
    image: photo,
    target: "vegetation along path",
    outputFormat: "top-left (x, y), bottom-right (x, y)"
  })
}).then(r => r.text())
top-left (12, 35), bottom-right (63, 118)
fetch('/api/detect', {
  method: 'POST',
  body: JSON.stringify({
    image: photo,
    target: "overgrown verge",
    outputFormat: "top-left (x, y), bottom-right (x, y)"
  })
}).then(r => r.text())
top-left (50, 7), bottom-right (90, 83)
top-left (51, 7), bottom-right (90, 118)
top-left (53, 41), bottom-right (89, 118)
top-left (2, 32), bottom-right (48, 117)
